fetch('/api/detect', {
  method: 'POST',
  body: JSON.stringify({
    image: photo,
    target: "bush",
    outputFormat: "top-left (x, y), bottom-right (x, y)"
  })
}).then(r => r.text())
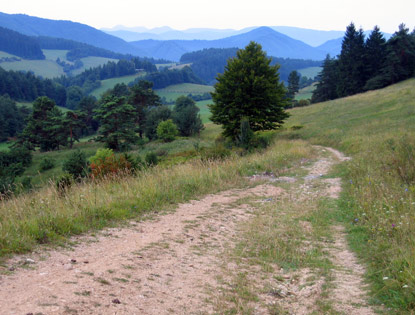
top-left (89, 148), bottom-right (134, 178)
top-left (145, 152), bottom-right (158, 166)
top-left (200, 144), bottom-right (231, 161)
top-left (63, 150), bottom-right (89, 179)
top-left (39, 157), bottom-right (55, 172)
top-left (156, 119), bottom-right (178, 142)
top-left (56, 173), bottom-right (73, 194)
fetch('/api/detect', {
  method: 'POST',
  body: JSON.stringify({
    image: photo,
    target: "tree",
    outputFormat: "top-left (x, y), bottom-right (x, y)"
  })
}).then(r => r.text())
top-left (144, 106), bottom-right (172, 140)
top-left (363, 26), bottom-right (387, 82)
top-left (172, 96), bottom-right (204, 137)
top-left (157, 119), bottom-right (178, 142)
top-left (62, 150), bottom-right (89, 179)
top-left (287, 70), bottom-right (300, 100)
top-left (66, 86), bottom-right (84, 109)
top-left (128, 81), bottom-right (162, 138)
top-left (337, 23), bottom-right (366, 97)
top-left (63, 111), bottom-right (86, 148)
top-left (311, 55), bottom-right (340, 103)
top-left (94, 95), bottom-right (138, 151)
top-left (19, 96), bottom-right (67, 151)
top-left (209, 41), bottom-right (289, 139)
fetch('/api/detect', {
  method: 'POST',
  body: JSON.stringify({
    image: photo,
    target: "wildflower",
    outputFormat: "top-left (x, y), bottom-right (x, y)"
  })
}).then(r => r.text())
top-left (383, 277), bottom-right (389, 280)
top-left (403, 285), bottom-right (409, 288)
top-left (392, 224), bottom-right (396, 228)
top-left (354, 218), bottom-right (358, 222)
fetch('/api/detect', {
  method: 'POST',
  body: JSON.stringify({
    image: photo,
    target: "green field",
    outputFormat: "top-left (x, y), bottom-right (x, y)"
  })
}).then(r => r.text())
top-left (42, 49), bottom-right (71, 63)
top-left (156, 83), bottom-right (214, 102)
top-left (0, 51), bottom-right (20, 59)
top-left (89, 73), bottom-right (144, 98)
top-left (16, 101), bottom-right (70, 113)
top-left (71, 56), bottom-right (119, 75)
top-left (0, 59), bottom-right (65, 78)
top-left (297, 66), bottom-right (322, 79)
top-left (195, 100), bottom-right (213, 123)
top-left (295, 82), bottom-right (316, 100)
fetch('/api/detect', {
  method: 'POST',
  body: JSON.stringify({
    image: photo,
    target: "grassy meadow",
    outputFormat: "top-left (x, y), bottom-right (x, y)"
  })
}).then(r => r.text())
top-left (0, 59), bottom-right (65, 78)
top-left (155, 83), bottom-right (214, 102)
top-left (282, 78), bottom-right (415, 310)
top-left (89, 73), bottom-right (144, 98)
top-left (295, 83), bottom-right (316, 101)
top-left (297, 66), bottom-right (322, 79)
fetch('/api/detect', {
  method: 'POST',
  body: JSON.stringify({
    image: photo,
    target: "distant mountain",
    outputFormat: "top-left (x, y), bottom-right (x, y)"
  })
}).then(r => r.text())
top-left (317, 38), bottom-right (343, 57)
top-left (131, 27), bottom-right (328, 61)
top-left (103, 27), bottom-right (255, 41)
top-left (0, 12), bottom-right (144, 56)
top-left (270, 26), bottom-right (345, 47)
top-left (0, 26), bottom-right (45, 60)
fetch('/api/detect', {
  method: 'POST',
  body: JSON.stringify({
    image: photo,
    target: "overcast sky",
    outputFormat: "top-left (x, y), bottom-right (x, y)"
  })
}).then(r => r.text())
top-left (1, 0), bottom-right (414, 33)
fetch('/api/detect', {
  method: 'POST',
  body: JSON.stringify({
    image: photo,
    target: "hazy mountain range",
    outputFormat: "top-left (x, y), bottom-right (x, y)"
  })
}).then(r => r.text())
top-left (0, 12), bottom-right (392, 62)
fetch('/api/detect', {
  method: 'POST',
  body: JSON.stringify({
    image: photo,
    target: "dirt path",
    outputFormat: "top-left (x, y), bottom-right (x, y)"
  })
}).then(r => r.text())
top-left (0, 146), bottom-right (374, 314)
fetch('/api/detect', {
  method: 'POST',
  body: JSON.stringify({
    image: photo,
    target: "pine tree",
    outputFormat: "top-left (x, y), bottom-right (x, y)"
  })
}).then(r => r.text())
top-left (94, 95), bottom-right (138, 151)
top-left (172, 96), bottom-right (204, 137)
top-left (364, 26), bottom-right (387, 83)
top-left (129, 81), bottom-right (162, 138)
top-left (311, 55), bottom-right (340, 103)
top-left (287, 70), bottom-right (300, 100)
top-left (209, 42), bottom-right (289, 139)
top-left (19, 96), bottom-right (67, 151)
top-left (337, 23), bottom-right (366, 97)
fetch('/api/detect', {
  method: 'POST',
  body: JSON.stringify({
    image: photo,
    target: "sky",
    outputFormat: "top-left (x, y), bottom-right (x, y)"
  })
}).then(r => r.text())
top-left (1, 0), bottom-right (414, 33)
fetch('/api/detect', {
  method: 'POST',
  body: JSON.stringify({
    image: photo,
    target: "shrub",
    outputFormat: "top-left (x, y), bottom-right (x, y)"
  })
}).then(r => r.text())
top-left (63, 150), bottom-right (89, 179)
top-left (156, 119), bottom-right (178, 142)
top-left (145, 152), bottom-right (158, 166)
top-left (56, 173), bottom-right (73, 194)
top-left (200, 144), bottom-right (231, 161)
top-left (39, 157), bottom-right (55, 172)
top-left (89, 148), bottom-right (134, 178)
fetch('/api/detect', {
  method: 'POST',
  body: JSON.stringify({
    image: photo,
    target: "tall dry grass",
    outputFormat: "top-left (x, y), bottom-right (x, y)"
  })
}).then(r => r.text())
top-left (0, 139), bottom-right (314, 258)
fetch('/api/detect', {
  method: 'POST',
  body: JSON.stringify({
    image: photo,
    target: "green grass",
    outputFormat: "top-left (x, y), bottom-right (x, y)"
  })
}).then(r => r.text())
top-left (0, 51), bottom-right (19, 58)
top-left (0, 142), bottom-right (11, 152)
top-left (89, 73), bottom-right (144, 98)
top-left (156, 83), bottom-right (214, 102)
top-left (195, 100), bottom-right (213, 123)
top-left (282, 78), bottom-right (415, 311)
top-left (0, 139), bottom-right (311, 259)
top-left (42, 49), bottom-right (70, 63)
top-left (295, 83), bottom-right (316, 101)
top-left (0, 59), bottom-right (65, 78)
top-left (297, 66), bottom-right (322, 79)
top-left (71, 57), bottom-right (119, 75)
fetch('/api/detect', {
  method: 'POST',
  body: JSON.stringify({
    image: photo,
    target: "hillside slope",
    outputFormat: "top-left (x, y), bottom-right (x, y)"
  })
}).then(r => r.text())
top-left (0, 12), bottom-right (144, 56)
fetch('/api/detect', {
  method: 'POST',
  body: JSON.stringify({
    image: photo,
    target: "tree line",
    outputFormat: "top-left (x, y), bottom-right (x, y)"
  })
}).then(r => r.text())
top-left (312, 23), bottom-right (415, 103)
top-left (180, 47), bottom-right (322, 85)
top-left (133, 66), bottom-right (204, 89)
top-left (0, 26), bottom-right (45, 60)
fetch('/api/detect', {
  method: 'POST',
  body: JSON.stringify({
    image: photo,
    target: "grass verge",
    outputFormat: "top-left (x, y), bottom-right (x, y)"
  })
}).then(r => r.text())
top-left (0, 139), bottom-right (313, 259)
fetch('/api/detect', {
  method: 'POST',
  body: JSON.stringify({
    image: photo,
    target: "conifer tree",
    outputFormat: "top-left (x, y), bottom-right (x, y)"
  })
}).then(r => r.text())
top-left (210, 42), bottom-right (288, 139)
top-left (287, 70), bottom-right (300, 99)
top-left (364, 26), bottom-right (387, 83)
top-left (337, 23), bottom-right (366, 97)
top-left (94, 95), bottom-right (138, 151)
top-left (311, 55), bottom-right (340, 103)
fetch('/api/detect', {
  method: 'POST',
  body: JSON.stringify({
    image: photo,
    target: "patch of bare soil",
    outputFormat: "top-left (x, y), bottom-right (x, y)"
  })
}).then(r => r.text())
top-left (0, 185), bottom-right (283, 315)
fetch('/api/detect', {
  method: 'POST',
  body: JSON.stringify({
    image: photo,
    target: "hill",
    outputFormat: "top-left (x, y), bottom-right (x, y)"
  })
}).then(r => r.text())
top-left (0, 26), bottom-right (45, 59)
top-left (130, 27), bottom-right (328, 61)
top-left (0, 12), bottom-right (144, 56)
top-left (284, 79), bottom-right (415, 310)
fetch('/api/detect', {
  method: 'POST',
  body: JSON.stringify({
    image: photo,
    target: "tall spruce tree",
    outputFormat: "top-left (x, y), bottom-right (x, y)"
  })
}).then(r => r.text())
top-left (337, 23), bottom-right (366, 97)
top-left (210, 42), bottom-right (289, 139)
top-left (364, 26), bottom-right (387, 82)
